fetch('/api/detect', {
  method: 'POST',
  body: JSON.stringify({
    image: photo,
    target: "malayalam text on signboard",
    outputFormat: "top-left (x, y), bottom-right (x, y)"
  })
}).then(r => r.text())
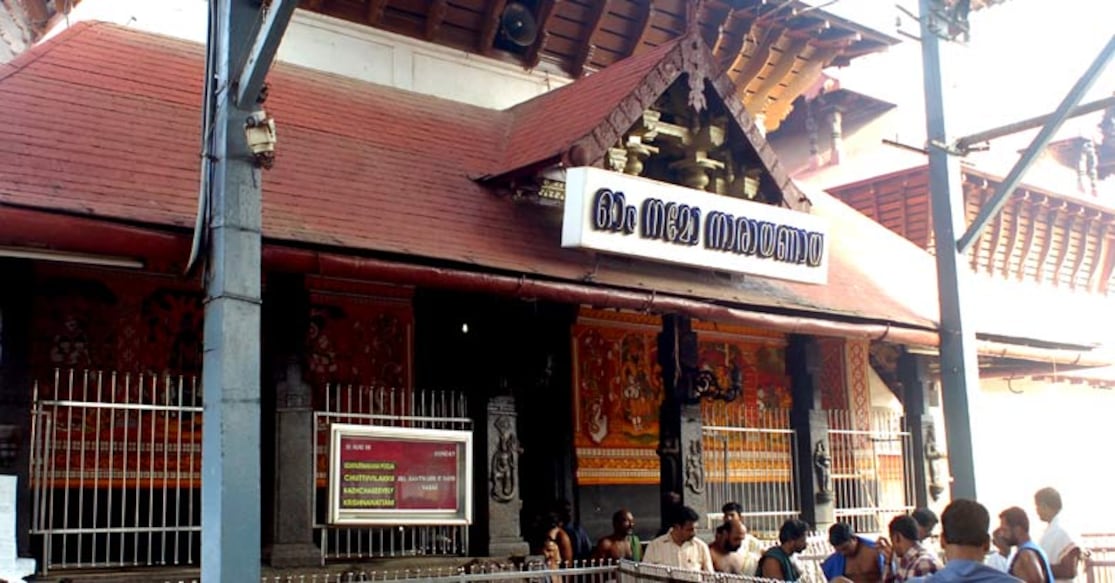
top-left (328, 424), bottom-right (472, 525)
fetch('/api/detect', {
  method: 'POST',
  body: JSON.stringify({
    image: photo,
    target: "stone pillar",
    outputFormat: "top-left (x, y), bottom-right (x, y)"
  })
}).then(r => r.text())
top-left (898, 352), bottom-right (942, 507)
top-left (788, 335), bottom-right (834, 531)
top-left (266, 274), bottom-right (319, 567)
top-left (0, 259), bottom-right (33, 559)
top-left (486, 396), bottom-right (529, 557)
top-left (657, 315), bottom-right (707, 530)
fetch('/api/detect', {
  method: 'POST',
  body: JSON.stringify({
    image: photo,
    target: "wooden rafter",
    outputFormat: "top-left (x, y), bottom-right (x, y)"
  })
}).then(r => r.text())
top-left (746, 36), bottom-right (808, 116)
top-left (1016, 195), bottom-right (1042, 280)
top-left (1103, 233), bottom-right (1115, 294)
top-left (1000, 195), bottom-right (1025, 278)
top-left (526, 0), bottom-right (562, 69)
top-left (1034, 202), bottom-right (1061, 283)
top-left (969, 186), bottom-right (989, 271)
top-left (625, 0), bottom-right (656, 58)
top-left (478, 0), bottom-right (510, 54)
top-left (1086, 221), bottom-right (1111, 292)
top-left (985, 197), bottom-right (1006, 275)
top-left (426, 0), bottom-right (449, 41)
top-left (763, 43), bottom-right (841, 131)
top-left (714, 13), bottom-right (753, 71)
top-left (1068, 211), bottom-right (1098, 289)
top-left (366, 0), bottom-right (388, 25)
top-left (307, 0), bottom-right (325, 11)
top-left (732, 25), bottom-right (780, 96)
top-left (1050, 209), bottom-right (1080, 285)
top-left (571, 0), bottom-right (612, 78)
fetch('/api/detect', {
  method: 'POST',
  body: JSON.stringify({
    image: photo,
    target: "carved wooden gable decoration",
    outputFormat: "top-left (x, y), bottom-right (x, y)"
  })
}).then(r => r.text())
top-left (486, 32), bottom-right (811, 213)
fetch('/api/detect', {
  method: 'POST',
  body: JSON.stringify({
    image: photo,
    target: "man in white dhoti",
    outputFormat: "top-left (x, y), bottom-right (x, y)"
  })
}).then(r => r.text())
top-left (1035, 488), bottom-right (1082, 583)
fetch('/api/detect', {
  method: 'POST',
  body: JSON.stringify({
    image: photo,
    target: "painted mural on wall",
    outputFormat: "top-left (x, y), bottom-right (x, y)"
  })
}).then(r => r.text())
top-left (572, 309), bottom-right (791, 485)
top-left (30, 265), bottom-right (205, 488)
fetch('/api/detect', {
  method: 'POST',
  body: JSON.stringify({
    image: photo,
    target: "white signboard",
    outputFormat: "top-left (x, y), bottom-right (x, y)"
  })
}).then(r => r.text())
top-left (561, 167), bottom-right (830, 285)
top-left (0, 475), bottom-right (35, 581)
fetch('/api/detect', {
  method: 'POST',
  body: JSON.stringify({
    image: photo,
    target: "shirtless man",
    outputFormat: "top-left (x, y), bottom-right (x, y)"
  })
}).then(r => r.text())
top-left (710, 520), bottom-right (747, 574)
top-left (593, 509), bottom-right (642, 561)
top-left (822, 523), bottom-right (885, 583)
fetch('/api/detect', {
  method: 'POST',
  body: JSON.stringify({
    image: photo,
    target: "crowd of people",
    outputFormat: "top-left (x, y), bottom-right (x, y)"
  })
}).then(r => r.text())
top-left (530, 487), bottom-right (1085, 583)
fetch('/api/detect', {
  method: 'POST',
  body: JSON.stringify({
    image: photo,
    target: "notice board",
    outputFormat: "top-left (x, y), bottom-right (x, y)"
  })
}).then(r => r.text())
top-left (327, 424), bottom-right (473, 525)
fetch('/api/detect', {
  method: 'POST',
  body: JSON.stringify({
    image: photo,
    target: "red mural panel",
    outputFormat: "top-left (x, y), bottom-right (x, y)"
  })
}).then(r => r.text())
top-left (572, 310), bottom-right (790, 486)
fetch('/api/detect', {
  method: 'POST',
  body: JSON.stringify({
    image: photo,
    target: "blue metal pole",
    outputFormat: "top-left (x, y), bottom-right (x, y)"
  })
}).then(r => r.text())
top-left (917, 0), bottom-right (982, 501)
top-left (202, 0), bottom-right (264, 580)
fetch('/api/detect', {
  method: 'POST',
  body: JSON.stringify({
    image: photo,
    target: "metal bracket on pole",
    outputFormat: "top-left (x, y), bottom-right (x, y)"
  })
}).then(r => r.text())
top-left (957, 34), bottom-right (1115, 255)
top-left (236, 0), bottom-right (299, 107)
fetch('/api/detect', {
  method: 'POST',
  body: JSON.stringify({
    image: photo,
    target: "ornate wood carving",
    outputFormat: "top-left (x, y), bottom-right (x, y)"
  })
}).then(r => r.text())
top-left (526, 0), bottom-right (561, 69)
top-left (1051, 208), bottom-right (1080, 285)
top-left (1017, 194), bottom-right (1043, 280)
top-left (572, 0), bottom-right (611, 78)
top-left (1086, 221), bottom-right (1111, 291)
top-left (764, 43), bottom-right (841, 130)
top-left (986, 195), bottom-right (1006, 275)
top-left (748, 37), bottom-right (808, 116)
top-left (1068, 211), bottom-right (1098, 289)
top-left (479, 0), bottom-right (510, 54)
top-left (366, 0), bottom-right (388, 25)
top-left (968, 184), bottom-right (989, 271)
top-left (733, 26), bottom-right (781, 101)
top-left (1035, 202), bottom-right (1063, 283)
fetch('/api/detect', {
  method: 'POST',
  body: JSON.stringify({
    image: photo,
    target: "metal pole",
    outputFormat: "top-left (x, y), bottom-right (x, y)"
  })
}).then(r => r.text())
top-left (955, 94), bottom-right (1115, 152)
top-left (202, 0), bottom-right (264, 580)
top-left (958, 34), bottom-right (1115, 254)
top-left (917, 0), bottom-right (981, 501)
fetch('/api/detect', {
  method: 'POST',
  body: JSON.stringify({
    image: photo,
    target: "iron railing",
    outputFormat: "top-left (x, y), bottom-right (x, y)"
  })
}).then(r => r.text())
top-left (702, 407), bottom-right (799, 534)
top-left (29, 369), bottom-right (202, 575)
top-left (826, 409), bottom-right (915, 534)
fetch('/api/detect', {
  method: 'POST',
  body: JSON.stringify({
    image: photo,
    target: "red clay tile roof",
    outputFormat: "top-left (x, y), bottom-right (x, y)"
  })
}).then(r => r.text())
top-left (0, 22), bottom-right (938, 330)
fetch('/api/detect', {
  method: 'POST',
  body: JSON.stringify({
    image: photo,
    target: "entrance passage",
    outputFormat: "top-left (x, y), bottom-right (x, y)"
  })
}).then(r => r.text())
top-left (29, 369), bottom-right (201, 574)
top-left (702, 407), bottom-right (799, 533)
top-left (827, 409), bottom-right (915, 533)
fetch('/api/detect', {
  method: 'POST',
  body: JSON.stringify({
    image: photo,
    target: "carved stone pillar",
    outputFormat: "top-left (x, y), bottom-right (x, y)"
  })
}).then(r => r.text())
top-left (266, 274), bottom-right (319, 567)
top-left (898, 352), bottom-right (942, 507)
top-left (788, 335), bottom-right (834, 531)
top-left (657, 315), bottom-right (707, 531)
top-left (486, 396), bottom-right (529, 557)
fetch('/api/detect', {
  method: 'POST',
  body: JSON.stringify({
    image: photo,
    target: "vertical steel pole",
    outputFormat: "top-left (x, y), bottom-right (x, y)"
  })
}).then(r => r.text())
top-left (202, 0), bottom-right (264, 580)
top-left (917, 0), bottom-right (981, 500)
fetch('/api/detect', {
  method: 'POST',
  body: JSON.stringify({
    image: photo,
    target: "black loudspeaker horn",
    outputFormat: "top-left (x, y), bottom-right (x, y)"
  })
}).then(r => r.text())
top-left (500, 2), bottom-right (539, 47)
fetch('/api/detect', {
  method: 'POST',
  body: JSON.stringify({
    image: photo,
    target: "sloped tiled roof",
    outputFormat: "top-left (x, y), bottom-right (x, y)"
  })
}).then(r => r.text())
top-left (0, 22), bottom-right (942, 331)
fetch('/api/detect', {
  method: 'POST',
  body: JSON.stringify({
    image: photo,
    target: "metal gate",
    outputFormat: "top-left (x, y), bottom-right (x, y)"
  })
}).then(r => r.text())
top-left (29, 369), bottom-right (202, 574)
top-left (313, 384), bottom-right (471, 562)
top-left (702, 407), bottom-right (799, 533)
top-left (826, 409), bottom-right (915, 534)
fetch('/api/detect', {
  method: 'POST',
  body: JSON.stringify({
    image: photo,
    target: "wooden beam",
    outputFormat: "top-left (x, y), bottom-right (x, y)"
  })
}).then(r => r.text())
top-left (366, 0), bottom-right (388, 24)
top-left (746, 36), bottom-right (809, 116)
top-left (306, 0), bottom-right (325, 11)
top-left (1016, 194), bottom-right (1042, 281)
top-left (1100, 228), bottom-right (1115, 294)
top-left (1068, 211), bottom-right (1098, 289)
top-left (968, 186), bottom-right (989, 272)
top-left (626, 0), bottom-right (656, 58)
top-left (763, 43), bottom-right (841, 131)
top-left (479, 0), bottom-right (510, 54)
top-left (425, 0), bottom-right (449, 40)
top-left (1086, 221), bottom-right (1111, 292)
top-left (1000, 195), bottom-right (1025, 278)
top-left (714, 13), bottom-right (752, 70)
top-left (732, 25), bottom-right (781, 100)
top-left (571, 0), bottom-right (612, 78)
top-left (1035, 204), bottom-right (1062, 283)
top-left (526, 0), bottom-right (562, 69)
top-left (985, 197), bottom-right (1006, 275)
top-left (1050, 209), bottom-right (1080, 286)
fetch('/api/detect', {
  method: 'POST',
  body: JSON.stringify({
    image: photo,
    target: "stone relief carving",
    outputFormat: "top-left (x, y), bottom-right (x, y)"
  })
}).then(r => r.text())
top-left (490, 415), bottom-right (521, 503)
top-left (813, 440), bottom-right (833, 503)
top-left (684, 438), bottom-right (705, 495)
top-left (925, 425), bottom-right (945, 501)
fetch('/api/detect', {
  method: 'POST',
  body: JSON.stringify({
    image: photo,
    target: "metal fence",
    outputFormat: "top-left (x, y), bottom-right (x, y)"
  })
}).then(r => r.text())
top-left (1084, 534), bottom-right (1115, 583)
top-left (826, 409), bottom-right (915, 534)
top-left (702, 407), bottom-right (799, 534)
top-left (313, 383), bottom-right (471, 562)
top-left (29, 369), bottom-right (202, 575)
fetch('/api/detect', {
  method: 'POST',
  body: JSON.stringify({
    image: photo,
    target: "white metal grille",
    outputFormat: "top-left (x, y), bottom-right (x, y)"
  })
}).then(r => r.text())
top-left (313, 384), bottom-right (471, 562)
top-left (702, 407), bottom-right (799, 534)
top-left (826, 409), bottom-right (915, 534)
top-left (29, 369), bottom-right (202, 574)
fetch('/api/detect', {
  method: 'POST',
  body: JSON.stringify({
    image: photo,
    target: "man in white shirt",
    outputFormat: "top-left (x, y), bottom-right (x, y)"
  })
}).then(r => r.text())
top-left (1035, 488), bottom-right (1082, 583)
top-left (643, 505), bottom-right (714, 572)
